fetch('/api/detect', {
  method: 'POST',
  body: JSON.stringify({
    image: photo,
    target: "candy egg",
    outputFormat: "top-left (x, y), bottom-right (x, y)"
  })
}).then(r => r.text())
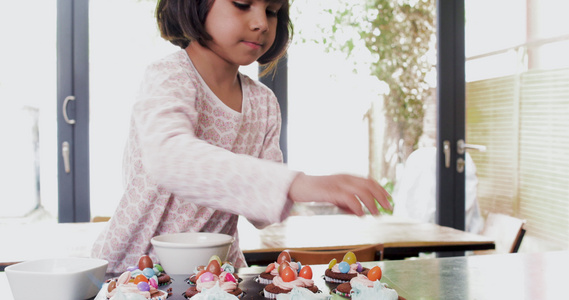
top-left (209, 255), bottom-right (222, 266)
top-left (117, 271), bottom-right (131, 285)
top-left (296, 262), bottom-right (302, 273)
top-left (277, 251), bottom-right (292, 264)
top-left (206, 259), bottom-right (222, 275)
top-left (137, 282), bottom-right (150, 292)
top-left (224, 272), bottom-right (237, 283)
top-left (338, 261), bottom-right (351, 274)
top-left (127, 266), bottom-right (138, 272)
top-left (154, 264), bottom-right (164, 272)
top-left (367, 266), bottom-right (382, 281)
top-left (142, 267), bottom-right (155, 278)
top-left (148, 278), bottom-right (158, 289)
top-left (194, 269), bottom-right (206, 282)
top-left (265, 263), bottom-right (276, 273)
top-left (107, 280), bottom-right (117, 292)
top-left (277, 261), bottom-right (291, 276)
top-left (342, 251), bottom-right (357, 265)
top-left (134, 274), bottom-right (149, 285)
top-left (356, 262), bottom-right (363, 272)
top-left (328, 258), bottom-right (337, 269)
top-left (299, 266), bottom-right (313, 279)
top-left (280, 266), bottom-right (297, 282)
top-left (221, 263), bottom-right (235, 273)
top-left (138, 255), bottom-right (154, 270)
top-left (200, 271), bottom-right (215, 282)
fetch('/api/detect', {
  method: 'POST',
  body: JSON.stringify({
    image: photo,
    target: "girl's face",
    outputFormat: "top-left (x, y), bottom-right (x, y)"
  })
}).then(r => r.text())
top-left (203, 0), bottom-right (283, 66)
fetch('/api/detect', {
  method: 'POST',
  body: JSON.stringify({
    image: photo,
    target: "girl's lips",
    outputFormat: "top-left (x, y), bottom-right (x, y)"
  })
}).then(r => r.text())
top-left (242, 41), bottom-right (263, 50)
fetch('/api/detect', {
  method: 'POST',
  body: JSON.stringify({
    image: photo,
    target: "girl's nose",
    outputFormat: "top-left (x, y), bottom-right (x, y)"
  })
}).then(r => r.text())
top-left (250, 11), bottom-right (269, 32)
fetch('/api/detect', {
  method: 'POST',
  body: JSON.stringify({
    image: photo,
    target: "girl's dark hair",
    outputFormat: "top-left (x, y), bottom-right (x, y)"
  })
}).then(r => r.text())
top-left (156, 0), bottom-right (293, 69)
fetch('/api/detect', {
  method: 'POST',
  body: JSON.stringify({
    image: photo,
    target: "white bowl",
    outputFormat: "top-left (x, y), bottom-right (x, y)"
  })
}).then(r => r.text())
top-left (5, 257), bottom-right (108, 300)
top-left (150, 232), bottom-right (234, 275)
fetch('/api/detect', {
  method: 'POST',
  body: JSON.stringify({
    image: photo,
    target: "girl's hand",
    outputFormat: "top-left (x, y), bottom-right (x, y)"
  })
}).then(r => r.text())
top-left (288, 173), bottom-right (393, 216)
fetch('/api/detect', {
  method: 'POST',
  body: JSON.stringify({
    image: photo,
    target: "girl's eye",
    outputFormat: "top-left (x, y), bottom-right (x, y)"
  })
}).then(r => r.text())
top-left (232, 2), bottom-right (250, 10)
top-left (266, 9), bottom-right (278, 17)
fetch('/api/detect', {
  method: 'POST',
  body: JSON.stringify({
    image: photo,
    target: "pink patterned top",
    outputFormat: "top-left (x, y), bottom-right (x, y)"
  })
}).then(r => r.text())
top-left (91, 50), bottom-right (297, 273)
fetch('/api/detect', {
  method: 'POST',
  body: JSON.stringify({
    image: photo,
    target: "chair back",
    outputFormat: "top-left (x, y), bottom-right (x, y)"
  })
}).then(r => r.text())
top-left (476, 213), bottom-right (526, 254)
top-left (287, 244), bottom-right (383, 265)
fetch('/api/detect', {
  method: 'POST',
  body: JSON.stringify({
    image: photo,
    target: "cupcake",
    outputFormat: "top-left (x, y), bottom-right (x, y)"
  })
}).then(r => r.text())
top-left (105, 270), bottom-right (169, 300)
top-left (324, 251), bottom-right (369, 283)
top-left (263, 264), bottom-right (319, 299)
top-left (126, 255), bottom-right (172, 286)
top-left (258, 250), bottom-right (300, 285)
top-left (104, 255), bottom-right (172, 300)
top-left (333, 266), bottom-right (399, 300)
top-left (183, 255), bottom-right (243, 299)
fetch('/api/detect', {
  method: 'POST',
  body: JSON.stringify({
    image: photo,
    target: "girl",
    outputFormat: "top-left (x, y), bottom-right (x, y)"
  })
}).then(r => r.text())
top-left (92, 0), bottom-right (392, 272)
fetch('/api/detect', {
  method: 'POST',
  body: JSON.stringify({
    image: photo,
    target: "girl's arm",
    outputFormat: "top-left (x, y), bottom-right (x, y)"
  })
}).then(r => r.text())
top-left (133, 62), bottom-right (296, 228)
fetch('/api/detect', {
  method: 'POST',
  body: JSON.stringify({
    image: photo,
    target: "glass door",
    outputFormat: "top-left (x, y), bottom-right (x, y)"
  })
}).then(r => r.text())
top-left (0, 1), bottom-right (58, 222)
top-left (88, 0), bottom-right (177, 219)
top-left (464, 0), bottom-right (569, 252)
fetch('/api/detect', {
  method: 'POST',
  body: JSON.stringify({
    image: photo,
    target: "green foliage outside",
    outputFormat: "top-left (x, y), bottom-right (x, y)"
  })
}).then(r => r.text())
top-left (312, 0), bottom-right (436, 178)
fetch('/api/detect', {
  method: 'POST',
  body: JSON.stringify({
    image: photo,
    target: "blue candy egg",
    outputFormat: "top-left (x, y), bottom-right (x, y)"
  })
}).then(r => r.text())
top-left (338, 261), bottom-right (351, 274)
top-left (297, 262), bottom-right (302, 273)
top-left (143, 267), bottom-right (155, 278)
top-left (221, 263), bottom-right (235, 274)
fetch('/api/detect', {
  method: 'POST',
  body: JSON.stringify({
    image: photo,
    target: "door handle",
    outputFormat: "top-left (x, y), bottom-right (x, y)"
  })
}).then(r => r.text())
top-left (457, 139), bottom-right (486, 154)
top-left (443, 140), bottom-right (451, 168)
top-left (62, 141), bottom-right (71, 173)
top-left (63, 95), bottom-right (76, 125)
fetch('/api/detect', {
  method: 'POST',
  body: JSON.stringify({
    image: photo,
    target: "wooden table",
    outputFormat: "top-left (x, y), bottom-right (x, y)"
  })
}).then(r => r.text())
top-left (0, 214), bottom-right (493, 269)
top-left (238, 214), bottom-right (495, 264)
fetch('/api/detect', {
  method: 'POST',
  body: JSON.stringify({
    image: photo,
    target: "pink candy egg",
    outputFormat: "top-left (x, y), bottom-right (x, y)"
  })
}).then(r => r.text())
top-left (225, 273), bottom-right (237, 283)
top-left (200, 271), bottom-right (215, 282)
top-left (149, 278), bottom-right (158, 289)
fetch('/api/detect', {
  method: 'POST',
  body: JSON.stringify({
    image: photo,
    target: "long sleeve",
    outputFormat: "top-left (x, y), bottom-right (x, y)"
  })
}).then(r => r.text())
top-left (92, 51), bottom-right (297, 272)
top-left (134, 54), bottom-right (296, 226)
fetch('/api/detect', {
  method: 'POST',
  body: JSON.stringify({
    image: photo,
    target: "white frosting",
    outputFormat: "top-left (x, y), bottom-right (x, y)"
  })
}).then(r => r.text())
top-left (350, 273), bottom-right (375, 287)
top-left (272, 275), bottom-right (314, 291)
top-left (191, 282), bottom-right (240, 300)
top-left (350, 281), bottom-right (398, 300)
top-left (275, 286), bottom-right (328, 300)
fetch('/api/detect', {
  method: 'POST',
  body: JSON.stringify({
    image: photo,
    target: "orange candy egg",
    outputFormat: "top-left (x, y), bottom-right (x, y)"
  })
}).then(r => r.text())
top-left (134, 274), bottom-right (149, 285)
top-left (265, 263), bottom-right (276, 273)
top-left (299, 266), bottom-right (313, 279)
top-left (280, 266), bottom-right (297, 282)
top-left (367, 266), bottom-right (382, 281)
top-left (277, 261), bottom-right (291, 276)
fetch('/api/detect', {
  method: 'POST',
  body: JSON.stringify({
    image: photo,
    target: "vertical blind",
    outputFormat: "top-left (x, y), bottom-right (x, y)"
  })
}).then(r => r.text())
top-left (466, 67), bottom-right (569, 249)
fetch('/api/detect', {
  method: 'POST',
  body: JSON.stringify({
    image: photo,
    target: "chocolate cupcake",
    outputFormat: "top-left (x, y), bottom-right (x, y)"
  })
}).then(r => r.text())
top-left (323, 251), bottom-right (369, 283)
